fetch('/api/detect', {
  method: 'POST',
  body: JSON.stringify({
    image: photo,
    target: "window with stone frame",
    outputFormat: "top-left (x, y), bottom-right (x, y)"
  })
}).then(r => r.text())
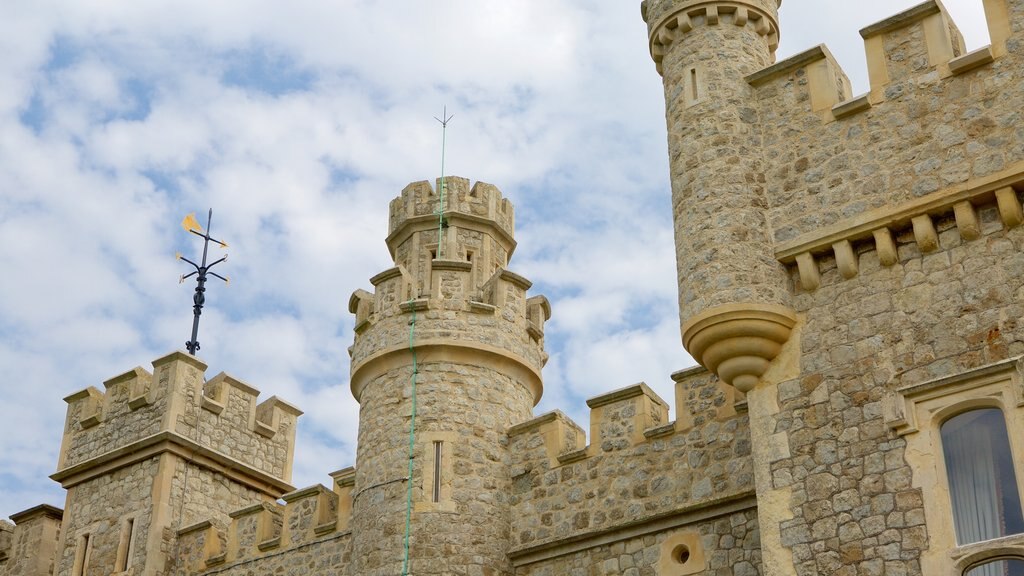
top-left (884, 357), bottom-right (1024, 575)
top-left (941, 408), bottom-right (1024, 547)
top-left (964, 557), bottom-right (1024, 576)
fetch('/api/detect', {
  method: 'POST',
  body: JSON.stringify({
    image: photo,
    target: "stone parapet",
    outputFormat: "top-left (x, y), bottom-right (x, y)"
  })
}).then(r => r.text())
top-left (350, 178), bottom-right (548, 406)
top-left (508, 368), bottom-right (753, 551)
top-left (56, 351), bottom-right (302, 486)
top-left (173, 482), bottom-right (350, 575)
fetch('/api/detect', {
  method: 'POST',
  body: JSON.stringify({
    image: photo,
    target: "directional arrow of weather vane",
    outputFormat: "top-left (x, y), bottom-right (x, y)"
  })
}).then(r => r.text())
top-left (176, 209), bottom-right (229, 356)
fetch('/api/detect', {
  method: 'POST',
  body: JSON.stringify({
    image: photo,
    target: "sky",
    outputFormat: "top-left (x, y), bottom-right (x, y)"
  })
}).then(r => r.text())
top-left (0, 0), bottom-right (994, 517)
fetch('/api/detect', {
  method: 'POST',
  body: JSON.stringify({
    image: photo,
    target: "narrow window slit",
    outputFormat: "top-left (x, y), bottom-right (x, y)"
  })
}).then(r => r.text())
top-left (116, 518), bottom-right (135, 571)
top-left (73, 534), bottom-right (91, 576)
top-left (432, 441), bottom-right (442, 503)
top-left (690, 67), bottom-right (699, 101)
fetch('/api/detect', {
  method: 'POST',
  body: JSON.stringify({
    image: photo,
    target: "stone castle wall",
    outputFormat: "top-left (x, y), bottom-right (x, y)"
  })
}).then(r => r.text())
top-left (5, 1), bottom-right (1024, 575)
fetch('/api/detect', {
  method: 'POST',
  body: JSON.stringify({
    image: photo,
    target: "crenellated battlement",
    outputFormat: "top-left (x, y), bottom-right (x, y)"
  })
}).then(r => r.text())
top-left (388, 177), bottom-right (514, 243)
top-left (507, 367), bottom-right (754, 552)
top-left (175, 480), bottom-right (352, 575)
top-left (643, 0), bottom-right (781, 74)
top-left (53, 351), bottom-right (302, 490)
top-left (746, 0), bottom-right (1024, 268)
top-left (745, 0), bottom-right (1022, 129)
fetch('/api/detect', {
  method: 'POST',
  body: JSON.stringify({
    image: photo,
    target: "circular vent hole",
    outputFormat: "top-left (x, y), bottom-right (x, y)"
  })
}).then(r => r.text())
top-left (672, 544), bottom-right (691, 565)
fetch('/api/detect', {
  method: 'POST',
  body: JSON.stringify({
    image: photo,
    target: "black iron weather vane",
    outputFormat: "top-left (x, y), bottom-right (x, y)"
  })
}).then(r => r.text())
top-left (177, 209), bottom-right (229, 356)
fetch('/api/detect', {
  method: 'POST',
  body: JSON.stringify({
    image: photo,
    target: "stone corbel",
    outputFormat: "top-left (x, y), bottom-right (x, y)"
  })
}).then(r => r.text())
top-left (682, 303), bottom-right (797, 393)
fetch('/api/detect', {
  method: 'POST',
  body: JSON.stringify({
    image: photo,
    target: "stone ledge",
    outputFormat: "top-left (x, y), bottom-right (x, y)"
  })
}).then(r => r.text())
top-left (949, 45), bottom-right (995, 74)
top-left (50, 431), bottom-right (294, 497)
top-left (777, 163), bottom-right (1024, 290)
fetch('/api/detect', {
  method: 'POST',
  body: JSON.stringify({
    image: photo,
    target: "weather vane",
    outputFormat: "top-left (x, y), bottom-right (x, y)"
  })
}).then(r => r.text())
top-left (176, 209), bottom-right (229, 356)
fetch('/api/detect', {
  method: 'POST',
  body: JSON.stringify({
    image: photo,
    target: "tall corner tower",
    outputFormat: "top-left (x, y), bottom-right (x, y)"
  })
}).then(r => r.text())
top-left (643, 0), bottom-right (797, 393)
top-left (347, 176), bottom-right (549, 575)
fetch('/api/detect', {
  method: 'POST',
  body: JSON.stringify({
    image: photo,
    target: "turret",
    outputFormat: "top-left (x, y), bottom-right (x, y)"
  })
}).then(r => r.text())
top-left (642, 0), bottom-right (796, 393)
top-left (347, 177), bottom-right (548, 575)
top-left (49, 352), bottom-right (300, 576)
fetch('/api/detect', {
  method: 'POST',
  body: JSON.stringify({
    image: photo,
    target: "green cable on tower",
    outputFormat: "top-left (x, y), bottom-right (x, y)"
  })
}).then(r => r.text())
top-left (400, 107), bottom-right (454, 576)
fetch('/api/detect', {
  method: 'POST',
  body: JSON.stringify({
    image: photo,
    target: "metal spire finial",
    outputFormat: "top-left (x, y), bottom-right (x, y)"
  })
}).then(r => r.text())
top-left (176, 208), bottom-right (229, 356)
top-left (433, 106), bottom-right (454, 259)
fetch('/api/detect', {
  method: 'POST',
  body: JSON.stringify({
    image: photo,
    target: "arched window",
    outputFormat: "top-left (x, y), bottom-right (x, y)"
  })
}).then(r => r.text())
top-left (964, 557), bottom-right (1024, 576)
top-left (942, 408), bottom-right (1024, 546)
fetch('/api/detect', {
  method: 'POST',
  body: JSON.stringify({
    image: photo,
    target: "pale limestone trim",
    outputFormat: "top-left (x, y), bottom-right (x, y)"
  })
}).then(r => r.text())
top-left (49, 431), bottom-right (294, 496)
top-left (350, 340), bottom-right (543, 406)
top-left (507, 410), bottom-right (586, 469)
top-left (508, 493), bottom-right (757, 567)
top-left (144, 453), bottom-right (174, 576)
top-left (831, 94), bottom-right (871, 119)
top-left (682, 302), bottom-right (797, 393)
top-left (884, 357), bottom-right (1024, 575)
top-left (795, 252), bottom-right (820, 290)
top-left (952, 533), bottom-right (1024, 573)
top-left (413, 431), bottom-right (457, 513)
top-left (328, 467), bottom-right (355, 532)
top-left (953, 201), bottom-right (981, 240)
top-left (832, 240), bottom-right (858, 279)
top-left (949, 45), bottom-right (995, 75)
top-left (657, 531), bottom-right (706, 575)
top-left (175, 520), bottom-right (223, 573)
top-left (872, 228), bottom-right (898, 265)
top-left (585, 382), bottom-right (670, 453)
top-left (996, 186), bottom-right (1024, 227)
top-left (884, 357), bottom-right (1024, 436)
top-left (858, 0), bottom-right (950, 45)
top-left (911, 214), bottom-right (939, 253)
top-left (775, 164), bottom-right (1024, 287)
top-left (984, 0), bottom-right (1011, 57)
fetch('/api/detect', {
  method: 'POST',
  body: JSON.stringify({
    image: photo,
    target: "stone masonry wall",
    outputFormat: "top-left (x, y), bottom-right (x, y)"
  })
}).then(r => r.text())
top-left (769, 199), bottom-right (1024, 576)
top-left (56, 458), bottom-right (157, 576)
top-left (515, 509), bottom-right (761, 576)
top-left (736, 2), bottom-right (1024, 575)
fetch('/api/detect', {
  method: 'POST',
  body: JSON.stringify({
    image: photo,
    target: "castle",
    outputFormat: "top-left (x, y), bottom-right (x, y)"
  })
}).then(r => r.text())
top-left (3, 0), bottom-right (1024, 574)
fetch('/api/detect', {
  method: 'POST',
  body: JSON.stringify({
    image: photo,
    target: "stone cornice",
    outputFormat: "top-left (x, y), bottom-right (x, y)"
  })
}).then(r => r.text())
top-left (350, 340), bottom-right (543, 406)
top-left (49, 430), bottom-right (294, 497)
top-left (384, 211), bottom-right (517, 260)
top-left (776, 163), bottom-right (1024, 291)
top-left (9, 504), bottom-right (63, 525)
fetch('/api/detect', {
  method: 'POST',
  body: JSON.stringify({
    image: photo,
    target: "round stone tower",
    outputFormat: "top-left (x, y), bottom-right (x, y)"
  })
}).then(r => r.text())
top-left (643, 0), bottom-right (796, 392)
top-left (347, 177), bottom-right (549, 575)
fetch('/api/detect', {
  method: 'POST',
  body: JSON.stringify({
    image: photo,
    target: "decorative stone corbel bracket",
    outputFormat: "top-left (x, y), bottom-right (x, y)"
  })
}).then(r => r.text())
top-left (682, 303), bottom-right (797, 393)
